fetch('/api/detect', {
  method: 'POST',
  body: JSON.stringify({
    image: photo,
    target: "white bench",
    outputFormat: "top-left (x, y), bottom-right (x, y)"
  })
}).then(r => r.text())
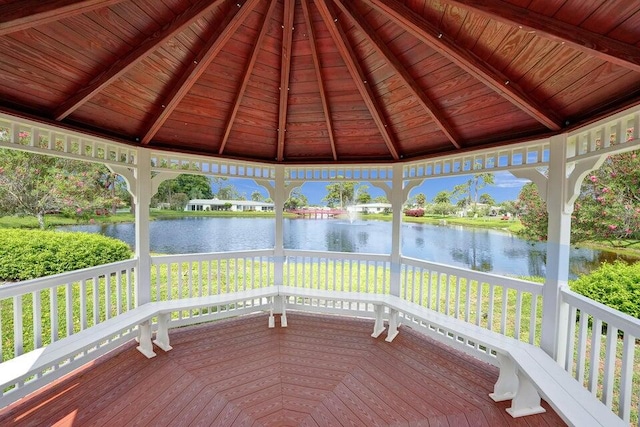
top-left (0, 287), bottom-right (279, 404)
top-left (276, 288), bottom-right (624, 427)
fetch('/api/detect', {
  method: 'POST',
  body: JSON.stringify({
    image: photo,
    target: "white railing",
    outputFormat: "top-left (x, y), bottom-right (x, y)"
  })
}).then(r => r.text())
top-left (561, 288), bottom-right (640, 425)
top-left (150, 250), bottom-right (276, 327)
top-left (0, 259), bottom-right (137, 398)
top-left (0, 259), bottom-right (137, 364)
top-left (281, 250), bottom-right (391, 316)
top-left (400, 257), bottom-right (544, 344)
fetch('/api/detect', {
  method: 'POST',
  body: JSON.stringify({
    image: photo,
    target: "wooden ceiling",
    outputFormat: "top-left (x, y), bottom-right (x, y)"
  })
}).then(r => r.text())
top-left (1, 0), bottom-right (640, 164)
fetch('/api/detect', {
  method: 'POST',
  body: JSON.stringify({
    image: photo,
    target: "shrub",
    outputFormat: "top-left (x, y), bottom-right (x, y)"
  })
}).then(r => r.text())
top-left (0, 229), bottom-right (132, 281)
top-left (570, 261), bottom-right (640, 319)
top-left (404, 208), bottom-right (424, 217)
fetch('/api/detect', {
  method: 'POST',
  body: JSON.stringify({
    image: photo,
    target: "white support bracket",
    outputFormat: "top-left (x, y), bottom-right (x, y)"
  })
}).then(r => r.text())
top-left (489, 353), bottom-right (518, 401)
top-left (371, 304), bottom-right (386, 338)
top-left (153, 313), bottom-right (173, 352)
top-left (273, 295), bottom-right (287, 328)
top-left (385, 308), bottom-right (400, 342)
top-left (106, 165), bottom-right (136, 198)
top-left (136, 320), bottom-right (156, 358)
top-left (506, 371), bottom-right (546, 418)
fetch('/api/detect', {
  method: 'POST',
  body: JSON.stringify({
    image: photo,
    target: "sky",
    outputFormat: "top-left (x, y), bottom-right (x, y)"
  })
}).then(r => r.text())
top-left (223, 171), bottom-right (530, 205)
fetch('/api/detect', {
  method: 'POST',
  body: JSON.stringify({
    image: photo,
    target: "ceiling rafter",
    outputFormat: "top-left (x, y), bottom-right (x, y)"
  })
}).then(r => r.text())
top-left (141, 0), bottom-right (260, 145)
top-left (53, 0), bottom-right (225, 121)
top-left (316, 0), bottom-right (400, 160)
top-left (448, 0), bottom-right (640, 74)
top-left (0, 0), bottom-right (125, 36)
top-left (367, 0), bottom-right (563, 131)
top-left (301, 0), bottom-right (338, 161)
top-left (334, 0), bottom-right (461, 150)
top-left (141, 0), bottom-right (259, 145)
top-left (219, 0), bottom-right (278, 155)
top-left (276, 0), bottom-right (296, 162)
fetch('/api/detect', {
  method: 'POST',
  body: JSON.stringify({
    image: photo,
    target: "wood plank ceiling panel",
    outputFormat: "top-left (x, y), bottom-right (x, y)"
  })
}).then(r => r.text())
top-left (309, 1), bottom-right (391, 160)
top-left (284, 0), bottom-right (335, 161)
top-left (223, 0), bottom-right (283, 160)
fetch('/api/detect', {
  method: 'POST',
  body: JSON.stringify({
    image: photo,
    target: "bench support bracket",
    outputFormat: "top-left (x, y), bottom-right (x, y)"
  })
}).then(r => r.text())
top-left (490, 353), bottom-right (518, 401)
top-left (153, 313), bottom-right (173, 352)
top-left (136, 320), bottom-right (156, 358)
top-left (506, 371), bottom-right (546, 417)
top-left (385, 309), bottom-right (400, 342)
top-left (371, 304), bottom-right (386, 338)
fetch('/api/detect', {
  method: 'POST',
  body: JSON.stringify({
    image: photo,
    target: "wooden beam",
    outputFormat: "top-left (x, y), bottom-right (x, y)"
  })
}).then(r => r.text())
top-left (448, 0), bottom-right (640, 74)
top-left (367, 0), bottom-right (562, 131)
top-left (276, 0), bottom-right (295, 162)
top-left (0, 0), bottom-right (125, 36)
top-left (301, 0), bottom-right (338, 161)
top-left (53, 0), bottom-right (225, 121)
top-left (334, 0), bottom-right (461, 149)
top-left (219, 0), bottom-right (278, 155)
top-left (316, 0), bottom-right (400, 160)
top-left (141, 0), bottom-right (260, 145)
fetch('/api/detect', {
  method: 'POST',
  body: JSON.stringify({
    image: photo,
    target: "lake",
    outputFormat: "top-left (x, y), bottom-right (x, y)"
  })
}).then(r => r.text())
top-left (58, 217), bottom-right (637, 279)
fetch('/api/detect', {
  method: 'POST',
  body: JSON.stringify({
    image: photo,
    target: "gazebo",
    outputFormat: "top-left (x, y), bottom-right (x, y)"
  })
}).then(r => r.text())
top-left (1, 0), bottom-right (640, 425)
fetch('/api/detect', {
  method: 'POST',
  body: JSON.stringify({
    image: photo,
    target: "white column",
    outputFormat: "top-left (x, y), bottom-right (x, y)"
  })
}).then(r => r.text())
top-left (389, 164), bottom-right (404, 296)
top-left (134, 148), bottom-right (152, 306)
top-left (542, 134), bottom-right (572, 361)
top-left (273, 166), bottom-right (286, 288)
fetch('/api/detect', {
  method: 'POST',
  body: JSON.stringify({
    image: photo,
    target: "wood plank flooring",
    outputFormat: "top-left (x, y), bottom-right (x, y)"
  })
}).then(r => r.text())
top-left (0, 313), bottom-right (566, 426)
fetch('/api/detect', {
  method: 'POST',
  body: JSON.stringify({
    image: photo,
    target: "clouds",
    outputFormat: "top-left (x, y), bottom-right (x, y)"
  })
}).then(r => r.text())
top-left (492, 171), bottom-right (530, 188)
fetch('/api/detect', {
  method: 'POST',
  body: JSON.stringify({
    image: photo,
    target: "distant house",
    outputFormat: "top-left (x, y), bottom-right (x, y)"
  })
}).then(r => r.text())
top-left (350, 203), bottom-right (392, 214)
top-left (185, 199), bottom-right (274, 212)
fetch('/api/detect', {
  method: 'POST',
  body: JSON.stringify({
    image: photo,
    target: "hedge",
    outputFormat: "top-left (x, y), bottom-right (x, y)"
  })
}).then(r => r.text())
top-left (570, 260), bottom-right (640, 319)
top-left (0, 229), bottom-right (132, 281)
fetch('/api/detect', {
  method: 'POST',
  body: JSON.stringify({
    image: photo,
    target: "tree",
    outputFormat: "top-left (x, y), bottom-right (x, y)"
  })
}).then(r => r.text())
top-left (285, 187), bottom-right (308, 210)
top-left (323, 181), bottom-right (357, 208)
top-left (415, 193), bottom-right (426, 208)
top-left (433, 191), bottom-right (450, 204)
top-left (153, 174), bottom-right (213, 209)
top-left (452, 173), bottom-right (495, 210)
top-left (355, 185), bottom-right (372, 204)
top-left (517, 150), bottom-right (640, 244)
top-left (251, 191), bottom-right (265, 202)
top-left (373, 195), bottom-right (389, 203)
top-left (0, 149), bottom-right (118, 228)
top-left (479, 193), bottom-right (495, 206)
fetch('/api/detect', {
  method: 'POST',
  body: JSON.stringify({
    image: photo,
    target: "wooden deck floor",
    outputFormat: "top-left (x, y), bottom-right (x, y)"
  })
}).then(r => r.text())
top-left (0, 313), bottom-right (566, 426)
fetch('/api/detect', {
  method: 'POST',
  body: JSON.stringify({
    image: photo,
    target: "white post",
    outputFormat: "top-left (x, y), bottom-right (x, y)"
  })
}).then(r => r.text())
top-left (542, 134), bottom-right (572, 362)
top-left (273, 166), bottom-right (286, 292)
top-left (134, 148), bottom-right (152, 306)
top-left (389, 164), bottom-right (404, 297)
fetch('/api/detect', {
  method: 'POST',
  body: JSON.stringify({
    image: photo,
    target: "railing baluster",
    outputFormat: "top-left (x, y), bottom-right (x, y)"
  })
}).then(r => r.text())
top-left (454, 276), bottom-right (461, 318)
top-left (92, 277), bottom-right (98, 326)
top-left (475, 280), bottom-right (482, 326)
top-left (116, 270), bottom-right (122, 315)
top-left (601, 326), bottom-right (617, 408)
top-left (33, 291), bottom-right (42, 348)
top-left (619, 333), bottom-right (635, 422)
top-left (79, 280), bottom-right (87, 331)
top-left (514, 291), bottom-right (522, 339)
top-left (528, 294), bottom-right (538, 344)
top-left (13, 296), bottom-right (23, 356)
top-left (66, 282), bottom-right (73, 336)
top-left (51, 287), bottom-right (59, 342)
top-left (565, 306), bottom-right (577, 372)
top-left (500, 287), bottom-right (507, 335)
top-left (588, 318), bottom-right (602, 394)
top-left (576, 312), bottom-right (589, 383)
top-left (487, 284), bottom-right (494, 331)
top-left (105, 274), bottom-right (111, 320)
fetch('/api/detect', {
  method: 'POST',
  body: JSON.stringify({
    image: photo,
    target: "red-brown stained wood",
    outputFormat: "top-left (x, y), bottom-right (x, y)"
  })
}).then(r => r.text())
top-left (1, 0), bottom-right (640, 163)
top-left (0, 312), bottom-right (567, 426)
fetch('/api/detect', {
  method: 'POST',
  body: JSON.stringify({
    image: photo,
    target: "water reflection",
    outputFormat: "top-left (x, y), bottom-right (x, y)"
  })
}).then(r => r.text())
top-left (57, 218), bottom-right (639, 278)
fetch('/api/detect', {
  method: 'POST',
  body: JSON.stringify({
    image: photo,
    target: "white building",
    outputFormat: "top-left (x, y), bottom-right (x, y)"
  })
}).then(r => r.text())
top-left (185, 199), bottom-right (274, 212)
top-left (350, 202), bottom-right (392, 213)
